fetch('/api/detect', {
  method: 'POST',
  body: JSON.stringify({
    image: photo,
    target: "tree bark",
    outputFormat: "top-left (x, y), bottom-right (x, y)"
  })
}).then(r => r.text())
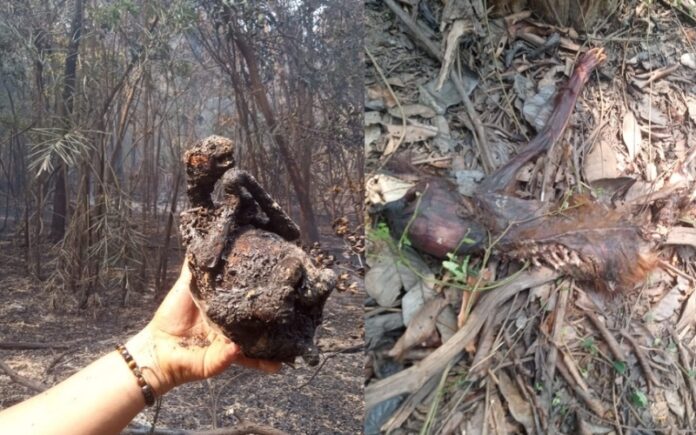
top-left (50, 0), bottom-right (83, 242)
top-left (231, 31), bottom-right (321, 242)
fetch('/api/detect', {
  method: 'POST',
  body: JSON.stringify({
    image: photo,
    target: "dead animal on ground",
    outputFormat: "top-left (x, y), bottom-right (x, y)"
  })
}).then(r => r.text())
top-left (370, 48), bottom-right (692, 293)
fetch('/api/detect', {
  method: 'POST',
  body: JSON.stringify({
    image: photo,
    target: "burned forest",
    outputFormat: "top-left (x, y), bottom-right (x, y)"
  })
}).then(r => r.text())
top-left (0, 1), bottom-right (364, 433)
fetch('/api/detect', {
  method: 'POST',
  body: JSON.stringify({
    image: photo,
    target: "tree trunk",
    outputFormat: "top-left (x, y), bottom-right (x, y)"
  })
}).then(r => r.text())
top-left (232, 31), bottom-right (321, 243)
top-left (50, 164), bottom-right (67, 241)
top-left (50, 0), bottom-right (83, 241)
top-left (155, 169), bottom-right (182, 300)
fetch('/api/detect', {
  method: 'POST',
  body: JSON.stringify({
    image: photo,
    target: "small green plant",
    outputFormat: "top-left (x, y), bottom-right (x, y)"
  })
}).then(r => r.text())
top-left (629, 389), bottom-right (648, 408)
top-left (368, 221), bottom-right (391, 242)
top-left (442, 252), bottom-right (472, 283)
top-left (613, 360), bottom-right (627, 375)
top-left (551, 393), bottom-right (568, 414)
top-left (581, 337), bottom-right (598, 356)
top-left (441, 234), bottom-right (478, 283)
top-left (398, 231), bottom-right (412, 249)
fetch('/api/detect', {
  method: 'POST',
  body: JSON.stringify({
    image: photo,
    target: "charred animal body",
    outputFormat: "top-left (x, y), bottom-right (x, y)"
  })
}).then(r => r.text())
top-left (180, 136), bottom-right (335, 365)
top-left (380, 48), bottom-right (658, 292)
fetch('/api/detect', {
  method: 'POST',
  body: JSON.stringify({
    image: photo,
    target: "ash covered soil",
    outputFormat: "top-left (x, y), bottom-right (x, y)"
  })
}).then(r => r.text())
top-left (0, 238), bottom-right (364, 434)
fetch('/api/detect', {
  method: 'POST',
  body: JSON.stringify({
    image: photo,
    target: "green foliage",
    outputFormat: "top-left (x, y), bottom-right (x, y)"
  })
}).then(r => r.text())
top-left (629, 389), bottom-right (648, 408)
top-left (581, 337), bottom-right (598, 356)
top-left (442, 253), bottom-right (471, 283)
top-left (397, 231), bottom-right (411, 249)
top-left (552, 393), bottom-right (568, 415)
top-left (168, 0), bottom-right (197, 29)
top-left (28, 129), bottom-right (94, 177)
top-left (367, 221), bottom-right (391, 242)
top-left (613, 360), bottom-right (627, 375)
top-left (93, 0), bottom-right (140, 31)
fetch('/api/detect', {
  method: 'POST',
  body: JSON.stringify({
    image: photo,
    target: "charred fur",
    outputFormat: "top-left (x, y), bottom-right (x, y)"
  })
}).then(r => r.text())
top-left (382, 48), bottom-right (660, 292)
top-left (179, 136), bottom-right (335, 365)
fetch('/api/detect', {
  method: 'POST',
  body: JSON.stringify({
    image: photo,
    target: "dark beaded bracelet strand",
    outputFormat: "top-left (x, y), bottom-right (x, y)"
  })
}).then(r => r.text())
top-left (116, 344), bottom-right (156, 407)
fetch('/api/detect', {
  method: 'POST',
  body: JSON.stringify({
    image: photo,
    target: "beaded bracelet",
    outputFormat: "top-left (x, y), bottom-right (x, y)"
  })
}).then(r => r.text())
top-left (116, 343), bottom-right (156, 407)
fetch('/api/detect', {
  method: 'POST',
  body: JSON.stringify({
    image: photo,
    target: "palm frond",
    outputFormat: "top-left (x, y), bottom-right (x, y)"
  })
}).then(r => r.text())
top-left (28, 128), bottom-right (95, 177)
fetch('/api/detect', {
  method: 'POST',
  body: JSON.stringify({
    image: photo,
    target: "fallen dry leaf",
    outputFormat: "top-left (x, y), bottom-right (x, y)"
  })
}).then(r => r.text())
top-left (676, 287), bottom-right (696, 331)
top-left (637, 97), bottom-right (668, 126)
top-left (365, 173), bottom-right (415, 210)
top-left (665, 226), bottom-right (696, 249)
top-left (367, 85), bottom-right (397, 108)
top-left (584, 139), bottom-right (620, 182)
top-left (436, 19), bottom-right (472, 90)
top-left (365, 312), bottom-right (404, 350)
top-left (365, 239), bottom-right (408, 307)
top-left (496, 371), bottom-right (534, 434)
top-left (365, 241), bottom-right (435, 310)
top-left (464, 403), bottom-right (486, 435)
top-left (383, 123), bottom-right (438, 156)
top-left (387, 297), bottom-right (448, 359)
top-left (523, 84), bottom-right (555, 131)
top-left (387, 104), bottom-right (436, 119)
top-left (686, 98), bottom-right (696, 124)
top-left (365, 125), bottom-right (381, 151)
top-left (488, 391), bottom-right (511, 435)
top-left (664, 389), bottom-right (685, 419)
top-left (680, 52), bottom-right (696, 69)
top-left (647, 277), bottom-right (689, 322)
top-left (364, 110), bottom-right (383, 126)
top-left (622, 110), bottom-right (642, 161)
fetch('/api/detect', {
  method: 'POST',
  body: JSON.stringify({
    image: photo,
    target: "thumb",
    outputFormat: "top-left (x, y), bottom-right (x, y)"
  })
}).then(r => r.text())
top-left (175, 260), bottom-right (193, 290)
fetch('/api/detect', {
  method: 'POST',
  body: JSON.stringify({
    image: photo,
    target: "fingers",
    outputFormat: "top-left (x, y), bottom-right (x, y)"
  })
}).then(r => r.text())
top-left (208, 336), bottom-right (281, 376)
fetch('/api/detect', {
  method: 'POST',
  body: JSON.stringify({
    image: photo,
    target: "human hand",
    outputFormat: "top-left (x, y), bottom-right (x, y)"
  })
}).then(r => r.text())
top-left (126, 261), bottom-right (281, 395)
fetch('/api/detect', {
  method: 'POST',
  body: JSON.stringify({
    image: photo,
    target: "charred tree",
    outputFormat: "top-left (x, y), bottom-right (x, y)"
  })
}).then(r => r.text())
top-left (50, 0), bottom-right (83, 242)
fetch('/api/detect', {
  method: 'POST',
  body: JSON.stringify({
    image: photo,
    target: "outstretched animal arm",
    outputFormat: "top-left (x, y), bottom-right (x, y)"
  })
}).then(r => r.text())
top-left (220, 169), bottom-right (301, 242)
top-left (479, 48), bottom-right (607, 194)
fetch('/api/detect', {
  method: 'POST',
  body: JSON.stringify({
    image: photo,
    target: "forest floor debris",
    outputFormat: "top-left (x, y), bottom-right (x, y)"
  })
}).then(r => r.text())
top-left (0, 238), bottom-right (363, 434)
top-left (365, 0), bottom-right (696, 433)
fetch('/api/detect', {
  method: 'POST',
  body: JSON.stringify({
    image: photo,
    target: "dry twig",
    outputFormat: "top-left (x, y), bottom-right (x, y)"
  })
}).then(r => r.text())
top-left (584, 310), bottom-right (626, 362)
top-left (545, 285), bottom-right (571, 393)
top-left (0, 359), bottom-right (47, 393)
top-left (620, 330), bottom-right (660, 391)
top-left (0, 341), bottom-right (76, 350)
top-left (556, 358), bottom-right (607, 417)
top-left (365, 268), bottom-right (558, 407)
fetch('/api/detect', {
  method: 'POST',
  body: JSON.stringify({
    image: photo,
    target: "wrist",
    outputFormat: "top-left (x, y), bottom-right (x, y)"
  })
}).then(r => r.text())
top-left (125, 327), bottom-right (175, 396)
